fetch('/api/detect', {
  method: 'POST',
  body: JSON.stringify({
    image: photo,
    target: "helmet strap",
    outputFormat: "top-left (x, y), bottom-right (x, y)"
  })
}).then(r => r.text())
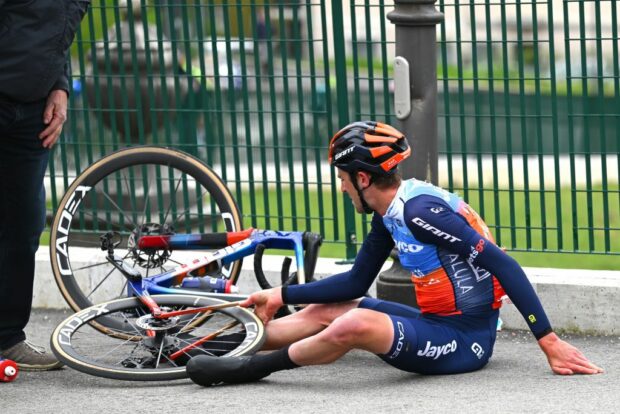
top-left (351, 170), bottom-right (374, 214)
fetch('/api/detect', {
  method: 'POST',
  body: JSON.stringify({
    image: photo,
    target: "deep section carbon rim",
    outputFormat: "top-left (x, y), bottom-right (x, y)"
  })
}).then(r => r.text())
top-left (51, 295), bottom-right (265, 381)
top-left (50, 147), bottom-right (243, 315)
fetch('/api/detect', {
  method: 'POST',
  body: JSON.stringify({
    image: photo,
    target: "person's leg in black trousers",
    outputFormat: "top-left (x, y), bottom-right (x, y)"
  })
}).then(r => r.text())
top-left (0, 98), bottom-right (62, 370)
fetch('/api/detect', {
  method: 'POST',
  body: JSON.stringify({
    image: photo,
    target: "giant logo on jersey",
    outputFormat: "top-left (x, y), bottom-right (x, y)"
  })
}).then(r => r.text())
top-left (411, 217), bottom-right (462, 243)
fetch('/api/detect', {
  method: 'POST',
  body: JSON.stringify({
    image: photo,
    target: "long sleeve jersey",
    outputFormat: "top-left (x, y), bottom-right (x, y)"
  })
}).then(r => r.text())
top-left (283, 179), bottom-right (552, 339)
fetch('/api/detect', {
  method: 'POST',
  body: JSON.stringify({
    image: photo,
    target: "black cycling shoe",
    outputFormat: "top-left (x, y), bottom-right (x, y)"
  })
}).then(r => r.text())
top-left (186, 355), bottom-right (270, 387)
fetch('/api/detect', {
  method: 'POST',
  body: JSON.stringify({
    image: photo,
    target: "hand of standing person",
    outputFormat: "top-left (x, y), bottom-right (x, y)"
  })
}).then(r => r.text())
top-left (39, 89), bottom-right (68, 148)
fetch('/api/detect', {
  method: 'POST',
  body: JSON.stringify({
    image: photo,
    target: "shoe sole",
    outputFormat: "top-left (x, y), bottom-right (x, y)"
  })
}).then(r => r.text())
top-left (17, 362), bottom-right (65, 372)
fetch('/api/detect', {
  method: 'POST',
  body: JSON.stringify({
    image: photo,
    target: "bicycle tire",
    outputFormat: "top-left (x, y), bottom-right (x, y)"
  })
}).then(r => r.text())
top-left (51, 295), bottom-right (265, 381)
top-left (50, 146), bottom-right (243, 317)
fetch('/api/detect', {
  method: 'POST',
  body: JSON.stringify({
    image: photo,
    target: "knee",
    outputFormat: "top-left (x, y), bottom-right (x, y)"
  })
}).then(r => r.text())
top-left (322, 309), bottom-right (374, 348)
top-left (295, 304), bottom-right (336, 327)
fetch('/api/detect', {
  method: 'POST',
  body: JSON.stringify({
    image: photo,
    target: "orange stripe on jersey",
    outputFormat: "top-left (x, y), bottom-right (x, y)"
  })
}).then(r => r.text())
top-left (411, 268), bottom-right (461, 316)
top-left (457, 202), bottom-right (494, 242)
top-left (492, 277), bottom-right (504, 309)
top-left (458, 200), bottom-right (506, 307)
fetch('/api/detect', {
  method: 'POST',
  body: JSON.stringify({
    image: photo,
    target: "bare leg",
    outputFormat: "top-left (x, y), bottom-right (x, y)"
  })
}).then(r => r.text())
top-left (262, 300), bottom-right (360, 350)
top-left (288, 308), bottom-right (394, 365)
top-left (186, 306), bottom-right (396, 386)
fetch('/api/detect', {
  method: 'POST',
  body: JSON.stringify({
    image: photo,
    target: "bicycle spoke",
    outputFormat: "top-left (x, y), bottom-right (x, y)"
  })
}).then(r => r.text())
top-left (71, 261), bottom-right (113, 272)
top-left (166, 258), bottom-right (185, 266)
top-left (96, 336), bottom-right (141, 362)
top-left (177, 309), bottom-right (209, 333)
top-left (117, 280), bottom-right (128, 299)
top-left (86, 267), bottom-right (118, 300)
top-left (155, 337), bottom-right (165, 369)
top-left (135, 170), bottom-right (153, 228)
top-left (119, 168), bottom-right (138, 226)
top-left (100, 189), bottom-right (138, 228)
top-left (71, 210), bottom-right (135, 239)
top-left (162, 174), bottom-right (184, 225)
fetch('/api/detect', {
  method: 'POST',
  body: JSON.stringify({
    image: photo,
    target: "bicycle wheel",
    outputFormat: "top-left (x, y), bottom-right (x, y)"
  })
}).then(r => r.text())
top-left (51, 295), bottom-right (265, 381)
top-left (50, 146), bottom-right (243, 314)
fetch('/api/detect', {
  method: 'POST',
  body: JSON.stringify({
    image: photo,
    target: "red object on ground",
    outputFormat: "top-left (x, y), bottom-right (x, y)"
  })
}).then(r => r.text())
top-left (0, 358), bottom-right (18, 382)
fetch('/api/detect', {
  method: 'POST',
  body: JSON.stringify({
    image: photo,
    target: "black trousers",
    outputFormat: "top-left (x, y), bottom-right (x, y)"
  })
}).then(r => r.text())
top-left (0, 97), bottom-right (50, 350)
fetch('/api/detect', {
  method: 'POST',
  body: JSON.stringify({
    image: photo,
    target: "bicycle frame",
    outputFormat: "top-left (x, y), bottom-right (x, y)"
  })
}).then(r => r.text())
top-left (105, 228), bottom-right (321, 307)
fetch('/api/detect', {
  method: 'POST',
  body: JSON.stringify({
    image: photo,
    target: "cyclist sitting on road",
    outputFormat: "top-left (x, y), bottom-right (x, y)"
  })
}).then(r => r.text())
top-left (187, 121), bottom-right (603, 386)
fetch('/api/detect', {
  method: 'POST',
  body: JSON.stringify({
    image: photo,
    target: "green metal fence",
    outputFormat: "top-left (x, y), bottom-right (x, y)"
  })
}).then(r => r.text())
top-left (48, 0), bottom-right (619, 259)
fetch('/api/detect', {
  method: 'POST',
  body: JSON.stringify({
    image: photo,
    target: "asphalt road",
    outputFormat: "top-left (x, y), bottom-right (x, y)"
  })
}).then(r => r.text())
top-left (2, 309), bottom-right (619, 413)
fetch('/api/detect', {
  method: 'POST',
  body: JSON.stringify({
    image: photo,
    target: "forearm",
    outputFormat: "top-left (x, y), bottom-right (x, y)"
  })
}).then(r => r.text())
top-left (282, 270), bottom-right (367, 304)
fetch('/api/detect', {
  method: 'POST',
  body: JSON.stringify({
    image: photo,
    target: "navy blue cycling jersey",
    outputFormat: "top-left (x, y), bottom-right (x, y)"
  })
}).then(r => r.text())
top-left (283, 178), bottom-right (552, 339)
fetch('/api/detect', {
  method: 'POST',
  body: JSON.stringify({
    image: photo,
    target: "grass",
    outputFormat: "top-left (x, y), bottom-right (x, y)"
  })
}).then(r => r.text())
top-left (234, 182), bottom-right (619, 270)
top-left (43, 182), bottom-right (619, 270)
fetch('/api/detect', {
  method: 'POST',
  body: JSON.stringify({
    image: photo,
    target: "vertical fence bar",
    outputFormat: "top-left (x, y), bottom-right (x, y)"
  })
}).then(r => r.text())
top-left (291, 5), bottom-right (312, 231)
top-left (331, 0), bottom-right (355, 259)
top-left (454, 3), bottom-right (469, 199)
top-left (262, 3), bottom-right (284, 230)
top-left (349, 2), bottom-right (362, 120)
top-left (234, 2), bottom-right (257, 229)
top-left (364, 1), bottom-right (377, 119)
top-left (578, 2), bottom-right (594, 251)
top-left (154, 5), bottom-right (173, 149)
top-left (438, 0), bottom-right (454, 192)
top-left (500, 0), bottom-right (517, 249)
top-left (516, 3), bottom-right (532, 250)
top-left (221, 4), bottom-right (243, 211)
top-left (276, 4), bottom-right (296, 231)
top-left (484, 1), bottom-right (501, 245)
top-left (112, 5), bottom-right (132, 147)
top-left (304, 1), bottom-right (326, 237)
top-left (126, 1), bottom-right (146, 145)
top-left (320, 0), bottom-right (338, 243)
top-left (563, 0), bottom-right (579, 252)
top-left (379, 0), bottom-right (391, 123)
top-left (249, 1), bottom-right (271, 230)
top-left (545, 1), bottom-right (563, 251)
top-left (612, 1), bottom-right (620, 239)
top-left (468, 2), bottom-right (485, 219)
top-left (594, 2), bottom-right (609, 252)
top-left (531, 1), bottom-right (547, 250)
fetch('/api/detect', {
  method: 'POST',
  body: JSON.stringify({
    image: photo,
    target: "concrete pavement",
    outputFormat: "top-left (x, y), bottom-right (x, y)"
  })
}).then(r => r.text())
top-left (2, 308), bottom-right (619, 413)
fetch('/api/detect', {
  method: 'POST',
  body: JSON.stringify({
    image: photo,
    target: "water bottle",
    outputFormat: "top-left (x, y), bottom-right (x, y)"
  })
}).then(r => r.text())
top-left (181, 275), bottom-right (238, 293)
top-left (0, 358), bottom-right (18, 382)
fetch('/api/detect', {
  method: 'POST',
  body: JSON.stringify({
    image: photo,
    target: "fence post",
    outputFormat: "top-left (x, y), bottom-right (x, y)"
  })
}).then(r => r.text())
top-left (331, 0), bottom-right (357, 260)
top-left (376, 0), bottom-right (443, 307)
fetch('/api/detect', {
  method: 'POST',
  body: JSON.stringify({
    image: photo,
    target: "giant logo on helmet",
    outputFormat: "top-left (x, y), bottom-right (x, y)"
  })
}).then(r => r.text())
top-left (333, 146), bottom-right (354, 161)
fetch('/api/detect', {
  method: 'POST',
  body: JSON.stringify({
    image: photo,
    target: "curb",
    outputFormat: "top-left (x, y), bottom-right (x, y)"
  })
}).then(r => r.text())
top-left (34, 247), bottom-right (620, 335)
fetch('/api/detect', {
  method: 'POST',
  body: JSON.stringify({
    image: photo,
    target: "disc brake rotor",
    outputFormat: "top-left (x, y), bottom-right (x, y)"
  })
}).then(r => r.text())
top-left (127, 223), bottom-right (174, 268)
top-left (135, 314), bottom-right (180, 331)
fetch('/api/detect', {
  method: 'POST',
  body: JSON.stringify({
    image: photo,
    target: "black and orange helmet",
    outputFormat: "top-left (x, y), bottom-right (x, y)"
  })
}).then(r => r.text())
top-left (328, 121), bottom-right (411, 176)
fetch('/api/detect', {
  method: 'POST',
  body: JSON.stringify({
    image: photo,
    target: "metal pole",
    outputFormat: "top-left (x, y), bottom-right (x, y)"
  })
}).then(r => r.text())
top-left (377, 0), bottom-right (443, 307)
top-left (390, 0), bottom-right (443, 183)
